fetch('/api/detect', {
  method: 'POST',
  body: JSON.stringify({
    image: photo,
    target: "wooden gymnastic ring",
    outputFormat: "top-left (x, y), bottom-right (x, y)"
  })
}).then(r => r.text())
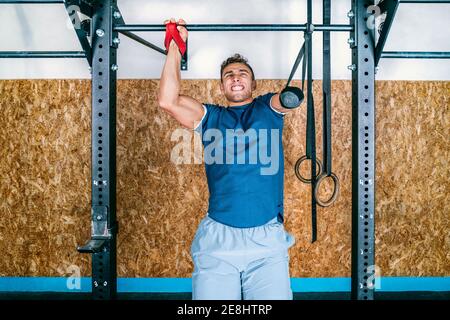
top-left (314, 172), bottom-right (340, 207)
top-left (294, 155), bottom-right (323, 184)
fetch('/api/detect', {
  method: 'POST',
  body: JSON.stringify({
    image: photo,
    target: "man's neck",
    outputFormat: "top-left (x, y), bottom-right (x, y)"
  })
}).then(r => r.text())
top-left (228, 98), bottom-right (254, 107)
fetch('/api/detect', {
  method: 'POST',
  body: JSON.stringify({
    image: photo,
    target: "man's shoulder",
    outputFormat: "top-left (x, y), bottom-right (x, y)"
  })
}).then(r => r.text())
top-left (251, 92), bottom-right (277, 110)
top-left (255, 92), bottom-right (277, 103)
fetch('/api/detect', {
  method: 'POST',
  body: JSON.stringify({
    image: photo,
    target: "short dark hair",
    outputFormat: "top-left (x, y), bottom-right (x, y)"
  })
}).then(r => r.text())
top-left (220, 53), bottom-right (255, 82)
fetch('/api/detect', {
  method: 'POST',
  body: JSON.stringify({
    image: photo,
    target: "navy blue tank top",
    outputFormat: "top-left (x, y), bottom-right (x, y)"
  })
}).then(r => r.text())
top-left (194, 92), bottom-right (285, 228)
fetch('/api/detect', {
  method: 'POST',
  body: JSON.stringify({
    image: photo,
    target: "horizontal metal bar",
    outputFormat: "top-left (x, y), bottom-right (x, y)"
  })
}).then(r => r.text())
top-left (114, 24), bottom-right (353, 32)
top-left (381, 51), bottom-right (450, 58)
top-left (119, 31), bottom-right (166, 55)
top-left (0, 51), bottom-right (86, 58)
top-left (400, 0), bottom-right (450, 3)
top-left (0, 0), bottom-right (63, 3)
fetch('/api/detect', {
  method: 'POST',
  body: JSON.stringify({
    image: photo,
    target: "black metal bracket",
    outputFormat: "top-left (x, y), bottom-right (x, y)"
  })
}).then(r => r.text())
top-left (64, 0), bottom-right (94, 17)
top-left (181, 39), bottom-right (188, 71)
top-left (63, 0), bottom-right (93, 67)
top-left (84, 0), bottom-right (118, 300)
top-left (351, 0), bottom-right (376, 301)
top-left (77, 205), bottom-right (118, 253)
top-left (375, 0), bottom-right (400, 67)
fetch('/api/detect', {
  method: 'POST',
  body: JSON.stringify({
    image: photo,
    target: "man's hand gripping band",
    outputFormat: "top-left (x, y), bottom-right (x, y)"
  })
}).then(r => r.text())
top-left (164, 22), bottom-right (187, 55)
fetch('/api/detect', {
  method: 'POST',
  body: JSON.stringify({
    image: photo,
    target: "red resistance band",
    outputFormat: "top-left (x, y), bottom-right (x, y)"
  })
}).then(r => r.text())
top-left (164, 22), bottom-right (187, 55)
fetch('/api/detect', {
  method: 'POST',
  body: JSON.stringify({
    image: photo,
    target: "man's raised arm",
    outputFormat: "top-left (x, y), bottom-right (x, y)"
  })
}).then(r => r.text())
top-left (157, 18), bottom-right (205, 129)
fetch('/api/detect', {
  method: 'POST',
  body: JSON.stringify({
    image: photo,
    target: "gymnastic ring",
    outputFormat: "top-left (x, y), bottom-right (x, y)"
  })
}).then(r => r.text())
top-left (314, 172), bottom-right (340, 207)
top-left (294, 155), bottom-right (323, 184)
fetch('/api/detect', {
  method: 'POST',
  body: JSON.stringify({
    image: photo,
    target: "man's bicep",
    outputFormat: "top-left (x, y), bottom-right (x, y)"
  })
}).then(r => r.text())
top-left (163, 95), bottom-right (206, 129)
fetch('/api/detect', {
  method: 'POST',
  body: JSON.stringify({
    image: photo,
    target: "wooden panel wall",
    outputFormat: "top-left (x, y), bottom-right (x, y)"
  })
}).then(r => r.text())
top-left (0, 80), bottom-right (448, 278)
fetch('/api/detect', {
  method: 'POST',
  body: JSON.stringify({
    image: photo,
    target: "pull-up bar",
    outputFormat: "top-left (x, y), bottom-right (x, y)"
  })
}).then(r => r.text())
top-left (0, 51), bottom-right (86, 58)
top-left (0, 0), bottom-right (64, 3)
top-left (381, 51), bottom-right (450, 58)
top-left (114, 24), bottom-right (353, 32)
top-left (3, 0), bottom-right (450, 4)
top-left (400, 0), bottom-right (450, 3)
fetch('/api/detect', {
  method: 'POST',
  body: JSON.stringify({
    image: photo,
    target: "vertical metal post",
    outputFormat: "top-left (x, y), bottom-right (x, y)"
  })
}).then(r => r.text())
top-left (90, 0), bottom-right (118, 300)
top-left (350, 0), bottom-right (376, 300)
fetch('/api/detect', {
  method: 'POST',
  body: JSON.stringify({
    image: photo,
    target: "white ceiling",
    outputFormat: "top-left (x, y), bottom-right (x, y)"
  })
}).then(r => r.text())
top-left (0, 0), bottom-right (449, 80)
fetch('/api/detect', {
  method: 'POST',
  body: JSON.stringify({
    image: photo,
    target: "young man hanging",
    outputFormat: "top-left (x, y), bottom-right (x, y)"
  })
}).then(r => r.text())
top-left (158, 18), bottom-right (302, 300)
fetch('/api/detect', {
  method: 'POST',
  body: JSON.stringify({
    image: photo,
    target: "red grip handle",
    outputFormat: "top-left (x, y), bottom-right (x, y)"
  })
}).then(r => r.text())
top-left (164, 22), bottom-right (186, 55)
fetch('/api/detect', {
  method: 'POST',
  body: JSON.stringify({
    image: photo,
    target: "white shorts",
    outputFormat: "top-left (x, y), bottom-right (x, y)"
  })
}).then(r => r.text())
top-left (190, 213), bottom-right (296, 300)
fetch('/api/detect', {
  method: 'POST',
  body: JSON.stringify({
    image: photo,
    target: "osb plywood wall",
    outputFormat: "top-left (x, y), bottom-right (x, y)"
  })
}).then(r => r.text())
top-left (0, 80), bottom-right (448, 278)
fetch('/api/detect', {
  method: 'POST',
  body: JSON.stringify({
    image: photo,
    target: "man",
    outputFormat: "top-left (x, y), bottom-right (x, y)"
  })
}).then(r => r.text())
top-left (158, 18), bottom-right (300, 300)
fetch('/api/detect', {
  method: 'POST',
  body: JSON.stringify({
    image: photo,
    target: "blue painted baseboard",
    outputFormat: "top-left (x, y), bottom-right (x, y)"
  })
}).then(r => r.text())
top-left (0, 277), bottom-right (448, 293)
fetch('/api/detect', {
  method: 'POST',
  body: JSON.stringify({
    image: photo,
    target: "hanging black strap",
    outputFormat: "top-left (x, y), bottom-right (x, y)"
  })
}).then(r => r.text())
top-left (323, 0), bottom-right (331, 176)
top-left (313, 0), bottom-right (340, 208)
top-left (286, 40), bottom-right (306, 88)
top-left (304, 31), bottom-right (317, 243)
top-left (287, 26), bottom-right (317, 242)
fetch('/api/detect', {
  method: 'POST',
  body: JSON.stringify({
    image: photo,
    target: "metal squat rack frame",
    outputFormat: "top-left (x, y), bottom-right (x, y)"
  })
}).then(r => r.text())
top-left (0, 0), bottom-right (449, 300)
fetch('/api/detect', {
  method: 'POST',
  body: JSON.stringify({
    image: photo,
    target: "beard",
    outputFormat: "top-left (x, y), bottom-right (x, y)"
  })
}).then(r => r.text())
top-left (224, 88), bottom-right (252, 103)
